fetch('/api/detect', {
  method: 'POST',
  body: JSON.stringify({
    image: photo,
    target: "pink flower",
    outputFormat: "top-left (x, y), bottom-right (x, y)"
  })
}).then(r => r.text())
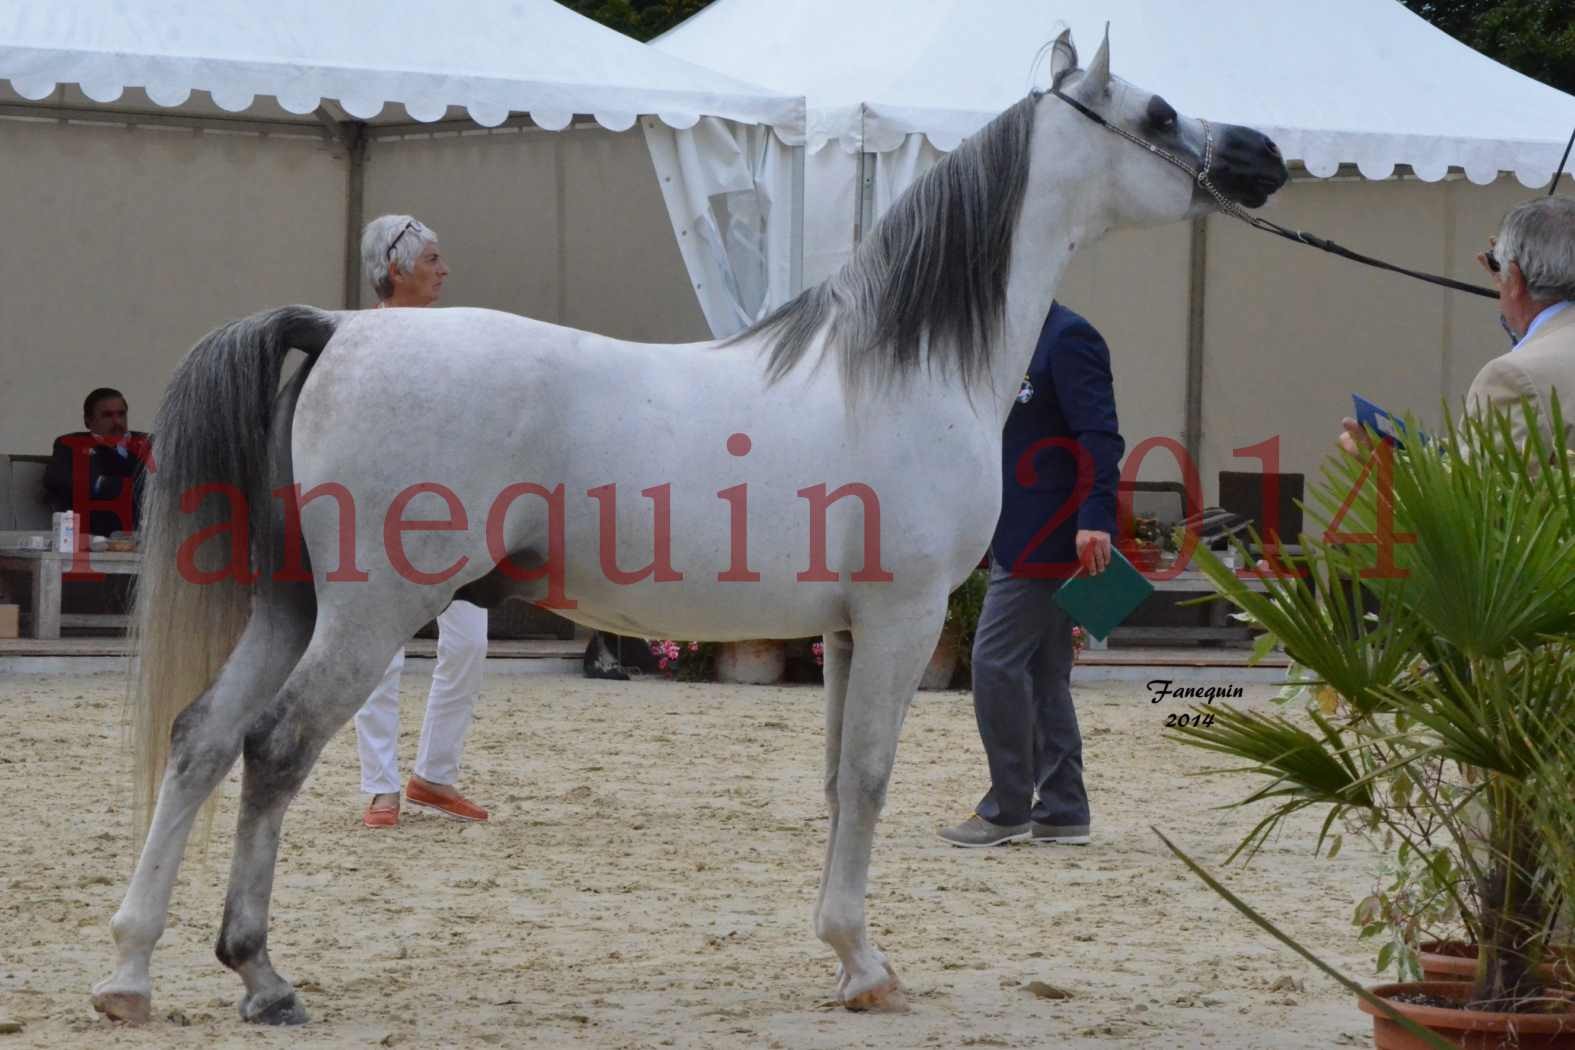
top-left (658, 658), bottom-right (669, 670)
top-left (687, 642), bottom-right (701, 653)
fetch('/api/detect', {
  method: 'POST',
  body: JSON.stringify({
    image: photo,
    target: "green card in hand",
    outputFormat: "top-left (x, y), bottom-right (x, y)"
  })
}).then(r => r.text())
top-left (1052, 549), bottom-right (1155, 642)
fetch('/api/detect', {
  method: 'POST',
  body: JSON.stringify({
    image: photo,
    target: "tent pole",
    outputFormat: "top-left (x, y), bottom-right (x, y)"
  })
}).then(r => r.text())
top-left (853, 151), bottom-right (867, 244)
top-left (791, 144), bottom-right (806, 295)
top-left (1185, 216), bottom-right (1208, 483)
top-left (315, 107), bottom-right (369, 309)
top-left (857, 151), bottom-right (876, 245)
top-left (555, 135), bottom-right (568, 324)
top-left (341, 122), bottom-right (368, 309)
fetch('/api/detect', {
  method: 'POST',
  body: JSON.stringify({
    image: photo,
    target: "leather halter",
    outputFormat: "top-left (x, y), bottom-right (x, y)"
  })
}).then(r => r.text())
top-left (1049, 87), bottom-right (1499, 300)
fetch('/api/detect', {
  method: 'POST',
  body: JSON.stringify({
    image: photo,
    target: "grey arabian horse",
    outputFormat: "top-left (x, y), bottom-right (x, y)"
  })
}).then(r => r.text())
top-left (93, 30), bottom-right (1286, 1024)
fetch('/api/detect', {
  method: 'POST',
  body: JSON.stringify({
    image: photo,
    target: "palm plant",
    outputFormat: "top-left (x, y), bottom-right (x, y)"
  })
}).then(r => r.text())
top-left (1173, 398), bottom-right (1575, 1012)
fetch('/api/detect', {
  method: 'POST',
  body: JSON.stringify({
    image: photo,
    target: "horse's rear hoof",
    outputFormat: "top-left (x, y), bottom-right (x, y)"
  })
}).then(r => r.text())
top-left (91, 988), bottom-right (152, 1024)
top-left (240, 990), bottom-right (309, 1026)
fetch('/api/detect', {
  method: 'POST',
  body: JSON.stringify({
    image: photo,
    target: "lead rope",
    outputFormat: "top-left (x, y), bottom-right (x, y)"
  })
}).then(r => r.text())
top-left (1051, 88), bottom-right (1502, 300)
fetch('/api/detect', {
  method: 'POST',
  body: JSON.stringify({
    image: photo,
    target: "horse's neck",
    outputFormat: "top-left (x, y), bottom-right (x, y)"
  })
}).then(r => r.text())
top-left (995, 209), bottom-right (1083, 428)
top-left (988, 125), bottom-right (1101, 428)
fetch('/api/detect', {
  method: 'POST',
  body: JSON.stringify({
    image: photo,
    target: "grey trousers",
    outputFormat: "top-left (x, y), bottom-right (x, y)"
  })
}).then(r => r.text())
top-left (970, 559), bottom-right (1089, 829)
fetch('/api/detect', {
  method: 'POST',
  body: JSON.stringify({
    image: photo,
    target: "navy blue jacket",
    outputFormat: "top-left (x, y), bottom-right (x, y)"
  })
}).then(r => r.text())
top-left (989, 304), bottom-right (1124, 578)
top-left (42, 431), bottom-right (151, 536)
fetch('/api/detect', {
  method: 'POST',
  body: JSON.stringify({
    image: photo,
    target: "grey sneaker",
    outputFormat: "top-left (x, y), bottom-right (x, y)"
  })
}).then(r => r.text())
top-left (939, 814), bottom-right (1032, 848)
top-left (1031, 822), bottom-right (1091, 845)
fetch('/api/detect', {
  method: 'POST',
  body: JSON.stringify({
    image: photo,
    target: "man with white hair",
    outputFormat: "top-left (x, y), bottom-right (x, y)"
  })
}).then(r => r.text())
top-left (353, 214), bottom-right (491, 829)
top-left (1462, 196), bottom-right (1575, 448)
top-left (1340, 196), bottom-right (1575, 454)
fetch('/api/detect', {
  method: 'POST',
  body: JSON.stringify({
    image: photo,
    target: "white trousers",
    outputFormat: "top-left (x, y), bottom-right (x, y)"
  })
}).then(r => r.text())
top-left (355, 599), bottom-right (488, 795)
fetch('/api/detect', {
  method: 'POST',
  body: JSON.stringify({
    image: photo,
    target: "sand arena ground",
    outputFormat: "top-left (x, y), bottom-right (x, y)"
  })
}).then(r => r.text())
top-left (0, 672), bottom-right (1382, 1048)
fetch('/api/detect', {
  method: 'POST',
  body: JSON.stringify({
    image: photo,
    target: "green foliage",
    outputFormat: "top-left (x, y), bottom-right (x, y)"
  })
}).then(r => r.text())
top-left (557, 0), bottom-right (715, 41)
top-left (1172, 397), bottom-right (1575, 1010)
top-left (649, 638), bottom-right (719, 680)
top-left (1401, 0), bottom-right (1575, 95)
top-left (946, 568), bottom-right (990, 671)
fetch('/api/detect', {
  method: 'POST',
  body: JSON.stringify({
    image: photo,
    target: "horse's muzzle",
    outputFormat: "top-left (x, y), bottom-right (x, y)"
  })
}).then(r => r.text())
top-left (1210, 125), bottom-right (1289, 209)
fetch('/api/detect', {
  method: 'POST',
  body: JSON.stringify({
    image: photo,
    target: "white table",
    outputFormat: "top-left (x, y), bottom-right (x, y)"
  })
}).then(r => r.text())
top-left (1144, 567), bottom-right (1273, 593)
top-left (0, 548), bottom-right (141, 639)
top-left (1102, 566), bottom-right (1274, 647)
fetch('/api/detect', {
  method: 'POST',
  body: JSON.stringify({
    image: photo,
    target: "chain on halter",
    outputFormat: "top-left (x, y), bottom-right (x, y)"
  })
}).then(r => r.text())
top-left (1050, 88), bottom-right (1248, 222)
top-left (1049, 87), bottom-right (1499, 300)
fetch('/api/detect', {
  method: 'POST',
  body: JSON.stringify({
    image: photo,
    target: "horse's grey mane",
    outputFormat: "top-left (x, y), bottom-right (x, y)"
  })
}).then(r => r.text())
top-left (735, 93), bottom-right (1042, 395)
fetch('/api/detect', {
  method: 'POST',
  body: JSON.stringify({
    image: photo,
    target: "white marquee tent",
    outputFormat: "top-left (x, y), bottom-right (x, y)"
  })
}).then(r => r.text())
top-left (658, 0), bottom-right (1575, 499)
top-left (0, 0), bottom-right (805, 456)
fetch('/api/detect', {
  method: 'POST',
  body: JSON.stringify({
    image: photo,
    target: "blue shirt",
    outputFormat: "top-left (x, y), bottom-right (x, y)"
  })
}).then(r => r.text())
top-left (1515, 300), bottom-right (1573, 349)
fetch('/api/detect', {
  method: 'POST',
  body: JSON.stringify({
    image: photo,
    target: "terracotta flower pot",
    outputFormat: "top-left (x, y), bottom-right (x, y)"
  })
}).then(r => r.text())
top-left (715, 640), bottom-right (786, 685)
top-left (1419, 941), bottom-right (1575, 989)
top-left (1359, 980), bottom-right (1575, 1049)
top-left (919, 630), bottom-right (959, 691)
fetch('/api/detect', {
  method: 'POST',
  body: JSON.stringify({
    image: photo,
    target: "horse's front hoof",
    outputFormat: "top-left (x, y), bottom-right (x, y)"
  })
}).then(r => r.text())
top-left (836, 953), bottom-right (906, 1013)
top-left (240, 990), bottom-right (309, 1026)
top-left (841, 975), bottom-right (907, 1012)
top-left (91, 986), bottom-right (152, 1024)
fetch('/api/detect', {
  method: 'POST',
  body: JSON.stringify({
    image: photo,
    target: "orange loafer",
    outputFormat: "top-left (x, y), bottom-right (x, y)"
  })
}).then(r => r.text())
top-left (405, 779), bottom-right (488, 823)
top-left (362, 802), bottom-right (400, 829)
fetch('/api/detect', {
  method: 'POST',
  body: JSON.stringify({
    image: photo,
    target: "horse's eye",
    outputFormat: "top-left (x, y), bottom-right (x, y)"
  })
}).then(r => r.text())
top-left (1147, 96), bottom-right (1178, 131)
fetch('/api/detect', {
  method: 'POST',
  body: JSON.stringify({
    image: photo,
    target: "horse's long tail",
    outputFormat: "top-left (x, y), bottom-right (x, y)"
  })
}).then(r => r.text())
top-left (130, 305), bottom-right (338, 833)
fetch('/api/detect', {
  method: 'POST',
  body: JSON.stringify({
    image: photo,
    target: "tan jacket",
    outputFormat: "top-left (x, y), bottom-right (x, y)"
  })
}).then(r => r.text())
top-left (1465, 305), bottom-right (1575, 452)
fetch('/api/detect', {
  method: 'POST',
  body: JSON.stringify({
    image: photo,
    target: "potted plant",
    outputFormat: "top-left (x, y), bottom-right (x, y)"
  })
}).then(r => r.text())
top-left (1117, 508), bottom-right (1164, 571)
top-left (1170, 401), bottom-right (1575, 1046)
top-left (649, 639), bottom-right (720, 682)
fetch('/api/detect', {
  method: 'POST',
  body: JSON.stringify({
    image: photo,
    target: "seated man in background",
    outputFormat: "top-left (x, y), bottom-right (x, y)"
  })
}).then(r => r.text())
top-left (43, 387), bottom-right (151, 536)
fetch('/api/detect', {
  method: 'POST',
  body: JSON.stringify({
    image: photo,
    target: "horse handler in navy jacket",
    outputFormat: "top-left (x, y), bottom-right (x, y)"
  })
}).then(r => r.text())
top-left (940, 302), bottom-right (1124, 848)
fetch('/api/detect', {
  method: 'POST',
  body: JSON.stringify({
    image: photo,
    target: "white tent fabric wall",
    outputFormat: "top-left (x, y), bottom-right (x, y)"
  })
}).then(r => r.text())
top-left (797, 130), bottom-right (946, 289)
top-left (803, 146), bottom-right (861, 288)
top-left (0, 106), bottom-right (348, 454)
top-left (644, 117), bottom-right (797, 337)
top-left (0, 0), bottom-right (807, 452)
top-left (656, 0), bottom-right (1573, 178)
top-left (360, 122), bottom-right (714, 337)
top-left (0, 0), bottom-right (804, 136)
top-left (0, 105), bottom-right (721, 454)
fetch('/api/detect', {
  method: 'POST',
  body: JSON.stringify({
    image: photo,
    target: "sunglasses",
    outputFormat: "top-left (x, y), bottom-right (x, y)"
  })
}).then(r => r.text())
top-left (1484, 248), bottom-right (1501, 274)
top-left (386, 220), bottom-right (419, 260)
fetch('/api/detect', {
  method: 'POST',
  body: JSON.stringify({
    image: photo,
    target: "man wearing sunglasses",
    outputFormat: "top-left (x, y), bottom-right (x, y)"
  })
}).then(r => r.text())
top-left (352, 214), bottom-right (490, 829)
top-left (1340, 195), bottom-right (1575, 455)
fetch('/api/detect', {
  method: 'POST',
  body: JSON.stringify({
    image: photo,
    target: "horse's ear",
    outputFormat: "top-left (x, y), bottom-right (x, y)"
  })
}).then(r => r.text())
top-left (1048, 29), bottom-right (1078, 85)
top-left (1083, 24), bottom-right (1111, 94)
